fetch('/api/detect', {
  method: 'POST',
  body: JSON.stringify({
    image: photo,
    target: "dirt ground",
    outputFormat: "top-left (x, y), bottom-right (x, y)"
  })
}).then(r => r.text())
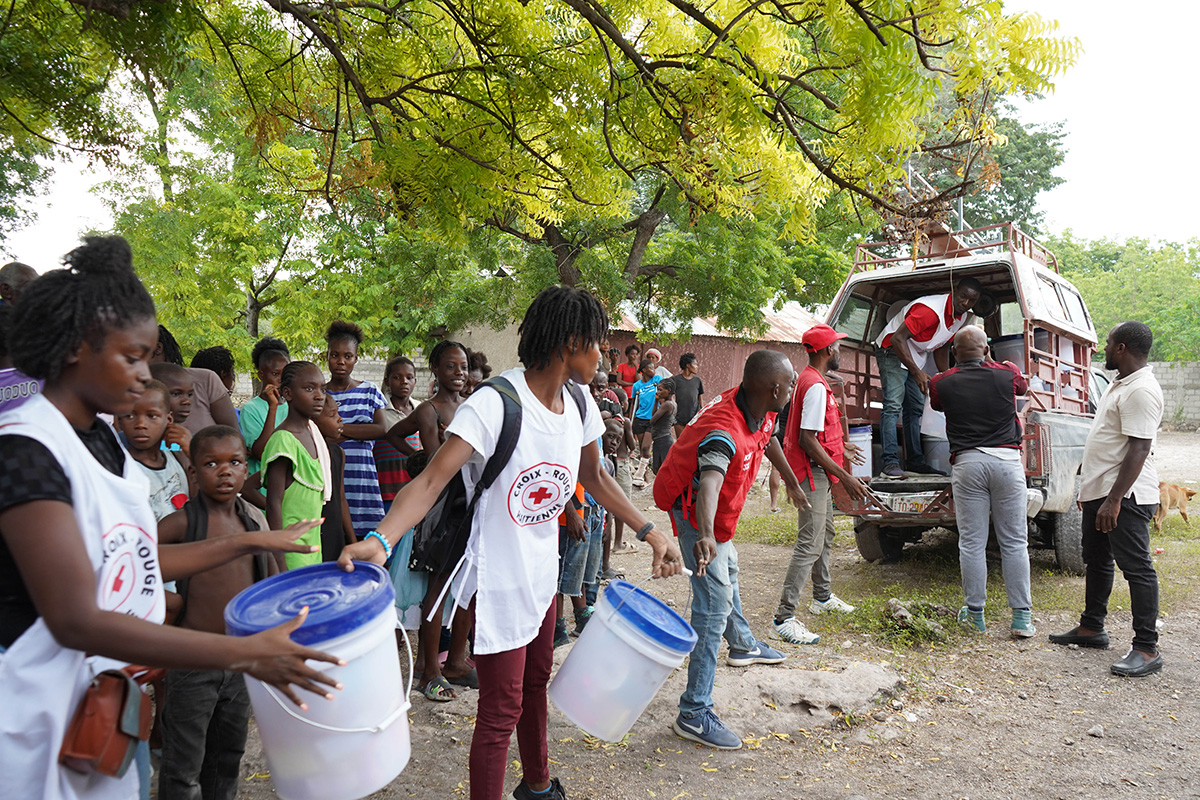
top-left (235, 434), bottom-right (1200, 800)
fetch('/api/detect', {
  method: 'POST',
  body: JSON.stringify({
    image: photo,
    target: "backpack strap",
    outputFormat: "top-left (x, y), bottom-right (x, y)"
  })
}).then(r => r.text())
top-left (567, 380), bottom-right (588, 422)
top-left (475, 376), bottom-right (523, 493)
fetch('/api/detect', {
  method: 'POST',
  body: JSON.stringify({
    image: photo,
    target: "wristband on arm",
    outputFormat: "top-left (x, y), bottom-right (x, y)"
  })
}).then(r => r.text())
top-left (636, 521), bottom-right (655, 541)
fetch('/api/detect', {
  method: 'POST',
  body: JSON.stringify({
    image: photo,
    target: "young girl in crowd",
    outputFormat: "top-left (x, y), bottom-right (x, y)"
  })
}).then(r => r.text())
top-left (388, 340), bottom-right (473, 701)
top-left (240, 336), bottom-right (290, 478)
top-left (316, 395), bottom-right (355, 563)
top-left (339, 286), bottom-right (684, 800)
top-left (0, 237), bottom-right (340, 800)
top-left (324, 321), bottom-right (387, 539)
top-left (263, 361), bottom-right (330, 569)
top-left (374, 355), bottom-right (420, 513)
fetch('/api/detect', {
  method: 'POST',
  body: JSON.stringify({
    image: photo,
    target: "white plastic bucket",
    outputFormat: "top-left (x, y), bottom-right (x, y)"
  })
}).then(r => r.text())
top-left (849, 425), bottom-right (873, 478)
top-left (549, 580), bottom-right (696, 742)
top-left (225, 562), bottom-right (412, 800)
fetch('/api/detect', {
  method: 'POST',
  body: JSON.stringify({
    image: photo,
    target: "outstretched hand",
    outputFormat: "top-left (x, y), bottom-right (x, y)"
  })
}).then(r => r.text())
top-left (249, 518), bottom-right (323, 555)
top-left (231, 606), bottom-right (345, 709)
top-left (644, 528), bottom-right (684, 578)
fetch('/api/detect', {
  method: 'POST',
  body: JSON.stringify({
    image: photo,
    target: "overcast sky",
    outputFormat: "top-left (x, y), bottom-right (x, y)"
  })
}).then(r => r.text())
top-left (3, 2), bottom-right (1194, 272)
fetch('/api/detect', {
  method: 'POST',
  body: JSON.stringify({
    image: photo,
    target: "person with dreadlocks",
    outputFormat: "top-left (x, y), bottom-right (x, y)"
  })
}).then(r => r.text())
top-left (339, 285), bottom-right (685, 800)
top-left (151, 325), bottom-right (239, 435)
top-left (190, 346), bottom-right (236, 395)
top-left (0, 236), bottom-right (342, 800)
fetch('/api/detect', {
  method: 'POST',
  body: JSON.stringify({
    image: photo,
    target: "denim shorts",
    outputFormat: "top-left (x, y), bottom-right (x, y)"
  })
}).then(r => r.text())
top-left (558, 507), bottom-right (604, 595)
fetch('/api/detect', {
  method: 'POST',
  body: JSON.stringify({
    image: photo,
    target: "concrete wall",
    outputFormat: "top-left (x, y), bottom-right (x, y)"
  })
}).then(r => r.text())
top-left (1150, 361), bottom-right (1200, 426)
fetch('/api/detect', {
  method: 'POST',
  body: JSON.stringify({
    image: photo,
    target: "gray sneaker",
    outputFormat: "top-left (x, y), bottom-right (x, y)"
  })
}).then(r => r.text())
top-left (673, 710), bottom-right (743, 750)
top-left (881, 465), bottom-right (905, 479)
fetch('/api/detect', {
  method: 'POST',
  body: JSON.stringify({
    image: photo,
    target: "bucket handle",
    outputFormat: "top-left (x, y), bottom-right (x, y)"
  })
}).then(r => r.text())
top-left (259, 609), bottom-right (416, 735)
top-left (612, 565), bottom-right (692, 616)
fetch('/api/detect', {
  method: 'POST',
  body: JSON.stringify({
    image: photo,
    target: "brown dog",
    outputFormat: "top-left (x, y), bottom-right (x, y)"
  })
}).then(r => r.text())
top-left (1154, 482), bottom-right (1196, 530)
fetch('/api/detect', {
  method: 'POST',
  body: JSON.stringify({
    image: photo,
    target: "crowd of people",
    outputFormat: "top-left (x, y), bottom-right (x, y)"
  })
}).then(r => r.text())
top-left (0, 237), bottom-right (1167, 800)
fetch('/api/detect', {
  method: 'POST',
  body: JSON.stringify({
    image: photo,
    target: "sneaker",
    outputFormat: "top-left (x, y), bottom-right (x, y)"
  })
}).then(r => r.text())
top-left (881, 465), bottom-right (905, 479)
top-left (809, 594), bottom-right (856, 614)
top-left (572, 607), bottom-right (593, 637)
top-left (957, 606), bottom-right (986, 632)
top-left (774, 616), bottom-right (820, 645)
top-left (672, 710), bottom-right (743, 750)
top-left (726, 640), bottom-right (787, 666)
top-left (1010, 609), bottom-right (1036, 639)
top-left (907, 463), bottom-right (948, 477)
top-left (553, 620), bottom-right (570, 648)
top-left (510, 777), bottom-right (568, 800)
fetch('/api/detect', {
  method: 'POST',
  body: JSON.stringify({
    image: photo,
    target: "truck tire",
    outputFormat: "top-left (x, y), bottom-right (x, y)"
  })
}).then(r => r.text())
top-left (855, 522), bottom-right (904, 563)
top-left (1051, 479), bottom-right (1085, 575)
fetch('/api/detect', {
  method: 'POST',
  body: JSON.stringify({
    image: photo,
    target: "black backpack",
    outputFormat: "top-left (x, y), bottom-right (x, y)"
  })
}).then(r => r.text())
top-left (408, 377), bottom-right (587, 574)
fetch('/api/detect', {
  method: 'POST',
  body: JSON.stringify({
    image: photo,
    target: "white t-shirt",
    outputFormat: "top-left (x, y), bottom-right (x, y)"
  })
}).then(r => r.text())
top-left (798, 383), bottom-right (828, 432)
top-left (446, 369), bottom-right (605, 654)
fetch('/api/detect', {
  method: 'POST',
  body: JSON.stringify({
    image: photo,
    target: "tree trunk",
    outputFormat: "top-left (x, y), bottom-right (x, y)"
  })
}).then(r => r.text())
top-left (245, 291), bottom-right (260, 339)
top-left (544, 224), bottom-right (582, 286)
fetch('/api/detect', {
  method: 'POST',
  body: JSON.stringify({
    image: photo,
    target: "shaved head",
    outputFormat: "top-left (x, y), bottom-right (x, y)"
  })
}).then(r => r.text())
top-left (951, 325), bottom-right (988, 361)
top-left (743, 349), bottom-right (795, 414)
top-left (0, 261), bottom-right (37, 304)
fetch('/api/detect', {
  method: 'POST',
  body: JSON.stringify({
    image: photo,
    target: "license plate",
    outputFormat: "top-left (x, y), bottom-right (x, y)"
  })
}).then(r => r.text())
top-left (885, 491), bottom-right (943, 514)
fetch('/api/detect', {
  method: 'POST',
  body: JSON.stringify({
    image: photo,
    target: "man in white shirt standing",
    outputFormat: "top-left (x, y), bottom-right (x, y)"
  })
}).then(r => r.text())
top-left (1050, 321), bottom-right (1164, 677)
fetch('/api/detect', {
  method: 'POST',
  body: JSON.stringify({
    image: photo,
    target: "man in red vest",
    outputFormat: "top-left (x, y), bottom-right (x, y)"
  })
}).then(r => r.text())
top-left (654, 349), bottom-right (808, 750)
top-left (773, 325), bottom-right (869, 646)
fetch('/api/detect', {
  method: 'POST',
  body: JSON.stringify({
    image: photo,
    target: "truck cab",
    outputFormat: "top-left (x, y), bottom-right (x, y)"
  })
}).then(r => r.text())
top-left (824, 223), bottom-right (1099, 572)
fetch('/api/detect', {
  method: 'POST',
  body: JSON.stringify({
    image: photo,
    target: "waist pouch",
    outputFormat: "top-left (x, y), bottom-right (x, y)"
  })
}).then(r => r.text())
top-left (59, 665), bottom-right (165, 778)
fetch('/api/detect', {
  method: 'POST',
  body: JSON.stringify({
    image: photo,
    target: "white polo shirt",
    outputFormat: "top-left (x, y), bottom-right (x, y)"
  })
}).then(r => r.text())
top-left (1079, 365), bottom-right (1163, 505)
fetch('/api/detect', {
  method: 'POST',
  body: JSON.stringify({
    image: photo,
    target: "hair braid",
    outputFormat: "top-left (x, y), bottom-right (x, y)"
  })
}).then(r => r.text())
top-left (11, 236), bottom-right (156, 382)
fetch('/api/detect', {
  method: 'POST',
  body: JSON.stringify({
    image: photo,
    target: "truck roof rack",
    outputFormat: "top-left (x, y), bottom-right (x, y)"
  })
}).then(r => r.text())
top-left (851, 222), bottom-right (1059, 277)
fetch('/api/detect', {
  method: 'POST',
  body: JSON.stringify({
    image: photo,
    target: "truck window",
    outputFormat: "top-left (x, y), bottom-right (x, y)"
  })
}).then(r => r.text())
top-left (832, 294), bottom-right (872, 342)
top-left (998, 302), bottom-right (1024, 336)
top-left (1061, 286), bottom-right (1091, 330)
top-left (1038, 276), bottom-right (1070, 324)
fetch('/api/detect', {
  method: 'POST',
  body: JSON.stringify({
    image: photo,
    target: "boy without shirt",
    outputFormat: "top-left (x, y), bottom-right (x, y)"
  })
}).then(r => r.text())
top-left (157, 426), bottom-right (319, 800)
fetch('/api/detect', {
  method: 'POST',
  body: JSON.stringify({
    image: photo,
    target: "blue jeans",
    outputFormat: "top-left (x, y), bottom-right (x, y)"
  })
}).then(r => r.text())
top-left (876, 348), bottom-right (928, 469)
top-left (674, 509), bottom-right (757, 717)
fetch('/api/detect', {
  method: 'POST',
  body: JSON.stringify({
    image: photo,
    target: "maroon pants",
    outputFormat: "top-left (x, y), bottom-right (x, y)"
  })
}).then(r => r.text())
top-left (469, 601), bottom-right (556, 800)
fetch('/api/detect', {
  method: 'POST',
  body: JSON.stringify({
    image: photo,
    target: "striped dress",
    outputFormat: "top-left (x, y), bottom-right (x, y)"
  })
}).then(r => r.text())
top-left (327, 381), bottom-right (387, 538)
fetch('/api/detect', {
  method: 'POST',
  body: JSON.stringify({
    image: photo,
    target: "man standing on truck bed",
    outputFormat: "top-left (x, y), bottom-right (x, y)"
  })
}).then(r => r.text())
top-left (929, 326), bottom-right (1035, 638)
top-left (774, 324), bottom-right (869, 646)
top-left (1050, 321), bottom-right (1164, 678)
top-left (875, 277), bottom-right (982, 478)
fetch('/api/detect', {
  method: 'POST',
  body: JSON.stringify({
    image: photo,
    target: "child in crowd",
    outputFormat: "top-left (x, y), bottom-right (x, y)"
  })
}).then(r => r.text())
top-left (263, 361), bottom-right (331, 569)
top-left (190, 346), bottom-right (236, 395)
top-left (152, 325), bottom-right (239, 433)
top-left (150, 362), bottom-right (196, 455)
top-left (115, 379), bottom-right (193, 520)
top-left (317, 396), bottom-right (356, 563)
top-left (324, 321), bottom-right (387, 539)
top-left (590, 373), bottom-right (623, 419)
top-left (605, 414), bottom-right (639, 564)
top-left (554, 485), bottom-right (589, 647)
top-left (338, 285), bottom-right (683, 800)
top-left (375, 355), bottom-right (420, 513)
top-left (0, 236), bottom-right (339, 800)
top-left (240, 336), bottom-right (290, 478)
top-left (157, 426), bottom-right (325, 800)
top-left (461, 350), bottom-right (492, 398)
top-left (673, 352), bottom-right (704, 436)
top-left (581, 422), bottom-right (622, 605)
top-left (630, 359), bottom-right (662, 487)
top-left (390, 340), bottom-right (474, 701)
top-left (614, 343), bottom-right (641, 398)
top-left (650, 378), bottom-right (677, 474)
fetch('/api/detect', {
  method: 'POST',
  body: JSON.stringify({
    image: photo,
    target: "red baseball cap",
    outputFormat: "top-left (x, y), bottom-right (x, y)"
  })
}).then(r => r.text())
top-left (802, 323), bottom-right (848, 352)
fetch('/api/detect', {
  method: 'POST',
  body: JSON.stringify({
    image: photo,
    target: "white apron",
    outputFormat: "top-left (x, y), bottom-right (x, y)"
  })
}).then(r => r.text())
top-left (0, 395), bottom-right (164, 800)
top-left (875, 293), bottom-right (968, 366)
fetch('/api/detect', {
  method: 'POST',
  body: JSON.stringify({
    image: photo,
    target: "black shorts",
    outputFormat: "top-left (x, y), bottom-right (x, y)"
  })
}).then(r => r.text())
top-left (632, 417), bottom-right (653, 436)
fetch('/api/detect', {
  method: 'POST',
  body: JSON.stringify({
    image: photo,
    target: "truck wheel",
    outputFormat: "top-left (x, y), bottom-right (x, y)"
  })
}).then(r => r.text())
top-left (855, 523), bottom-right (904, 563)
top-left (1051, 479), bottom-right (1085, 575)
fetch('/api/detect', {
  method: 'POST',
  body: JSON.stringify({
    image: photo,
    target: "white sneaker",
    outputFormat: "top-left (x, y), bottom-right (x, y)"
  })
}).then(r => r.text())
top-left (809, 594), bottom-right (856, 614)
top-left (773, 616), bottom-right (820, 645)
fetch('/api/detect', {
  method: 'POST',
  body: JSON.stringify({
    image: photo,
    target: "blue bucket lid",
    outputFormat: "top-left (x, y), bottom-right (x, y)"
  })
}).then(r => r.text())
top-left (602, 580), bottom-right (696, 653)
top-left (224, 562), bottom-right (394, 646)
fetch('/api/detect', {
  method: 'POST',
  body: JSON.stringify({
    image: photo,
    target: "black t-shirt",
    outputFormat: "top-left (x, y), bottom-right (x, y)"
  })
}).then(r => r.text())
top-left (0, 421), bottom-right (126, 648)
top-left (674, 374), bottom-right (705, 424)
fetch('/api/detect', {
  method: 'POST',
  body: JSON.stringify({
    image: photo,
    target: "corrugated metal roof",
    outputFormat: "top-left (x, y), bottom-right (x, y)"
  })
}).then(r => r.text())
top-left (613, 301), bottom-right (826, 344)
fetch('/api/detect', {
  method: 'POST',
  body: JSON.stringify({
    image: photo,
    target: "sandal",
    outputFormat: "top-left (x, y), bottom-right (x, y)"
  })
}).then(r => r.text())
top-left (612, 543), bottom-right (638, 555)
top-left (421, 677), bottom-right (456, 702)
top-left (444, 668), bottom-right (479, 690)
top-left (600, 566), bottom-right (624, 581)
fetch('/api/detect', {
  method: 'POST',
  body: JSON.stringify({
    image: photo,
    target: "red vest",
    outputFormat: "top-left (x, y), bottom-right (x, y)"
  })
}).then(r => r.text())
top-left (783, 366), bottom-right (845, 490)
top-left (653, 387), bottom-right (776, 543)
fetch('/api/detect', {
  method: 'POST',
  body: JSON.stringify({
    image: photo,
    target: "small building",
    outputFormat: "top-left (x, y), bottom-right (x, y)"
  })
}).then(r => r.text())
top-left (607, 302), bottom-right (825, 393)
